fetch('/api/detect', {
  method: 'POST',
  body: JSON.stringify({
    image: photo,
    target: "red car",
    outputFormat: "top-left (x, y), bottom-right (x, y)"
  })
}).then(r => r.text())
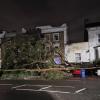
top-left (72, 70), bottom-right (81, 76)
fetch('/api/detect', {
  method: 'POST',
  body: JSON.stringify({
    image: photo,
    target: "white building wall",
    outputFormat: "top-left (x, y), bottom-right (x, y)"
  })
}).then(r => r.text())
top-left (65, 42), bottom-right (89, 63)
top-left (0, 48), bottom-right (1, 68)
top-left (87, 27), bottom-right (100, 62)
top-left (98, 47), bottom-right (100, 58)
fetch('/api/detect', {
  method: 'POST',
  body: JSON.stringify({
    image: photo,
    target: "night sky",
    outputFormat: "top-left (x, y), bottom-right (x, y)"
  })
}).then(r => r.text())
top-left (0, 0), bottom-right (100, 42)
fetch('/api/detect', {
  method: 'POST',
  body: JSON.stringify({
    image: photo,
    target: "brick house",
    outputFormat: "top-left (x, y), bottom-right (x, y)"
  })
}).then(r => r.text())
top-left (37, 24), bottom-right (68, 63)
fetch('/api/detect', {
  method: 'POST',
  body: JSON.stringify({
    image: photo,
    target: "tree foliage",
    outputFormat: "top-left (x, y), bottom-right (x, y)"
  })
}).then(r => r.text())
top-left (2, 31), bottom-right (46, 69)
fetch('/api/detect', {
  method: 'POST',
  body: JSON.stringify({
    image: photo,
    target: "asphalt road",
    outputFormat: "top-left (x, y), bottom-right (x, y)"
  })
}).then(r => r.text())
top-left (0, 78), bottom-right (100, 100)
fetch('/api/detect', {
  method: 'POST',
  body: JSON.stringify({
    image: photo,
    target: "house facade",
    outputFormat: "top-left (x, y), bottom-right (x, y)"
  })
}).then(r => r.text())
top-left (1, 23), bottom-right (100, 67)
top-left (37, 24), bottom-right (68, 58)
top-left (87, 26), bottom-right (100, 62)
top-left (0, 24), bottom-right (68, 68)
top-left (65, 25), bottom-right (100, 63)
top-left (0, 31), bottom-right (6, 68)
top-left (65, 42), bottom-right (89, 63)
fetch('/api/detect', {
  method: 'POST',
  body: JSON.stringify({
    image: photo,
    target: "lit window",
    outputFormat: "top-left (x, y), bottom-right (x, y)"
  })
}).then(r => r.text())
top-left (53, 33), bottom-right (59, 41)
top-left (75, 53), bottom-right (81, 63)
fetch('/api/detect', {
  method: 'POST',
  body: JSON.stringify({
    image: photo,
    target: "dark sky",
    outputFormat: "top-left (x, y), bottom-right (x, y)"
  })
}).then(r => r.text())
top-left (0, 0), bottom-right (100, 42)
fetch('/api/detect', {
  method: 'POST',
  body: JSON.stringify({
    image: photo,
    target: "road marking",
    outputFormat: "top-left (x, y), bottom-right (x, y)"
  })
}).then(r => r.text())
top-left (53, 86), bottom-right (75, 88)
top-left (26, 84), bottom-right (50, 87)
top-left (16, 88), bottom-right (71, 94)
top-left (39, 85), bottom-right (52, 90)
top-left (16, 84), bottom-right (75, 88)
top-left (0, 84), bottom-right (13, 86)
top-left (12, 84), bottom-right (26, 89)
top-left (16, 89), bottom-right (36, 91)
top-left (75, 88), bottom-right (87, 94)
top-left (13, 84), bottom-right (76, 94)
top-left (41, 90), bottom-right (71, 94)
top-left (25, 84), bottom-right (75, 88)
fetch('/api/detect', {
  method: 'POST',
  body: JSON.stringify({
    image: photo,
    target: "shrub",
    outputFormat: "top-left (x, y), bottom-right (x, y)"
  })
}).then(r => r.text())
top-left (0, 70), bottom-right (41, 80)
top-left (0, 70), bottom-right (72, 80)
top-left (41, 70), bottom-right (66, 80)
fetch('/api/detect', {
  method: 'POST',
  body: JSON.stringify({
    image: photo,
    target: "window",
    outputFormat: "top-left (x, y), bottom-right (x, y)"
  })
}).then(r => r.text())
top-left (53, 33), bottom-right (59, 41)
top-left (45, 46), bottom-right (50, 52)
top-left (75, 53), bottom-right (81, 63)
top-left (98, 34), bottom-right (100, 43)
top-left (0, 48), bottom-right (1, 60)
top-left (54, 45), bottom-right (60, 55)
top-left (45, 34), bottom-right (50, 41)
top-left (7, 40), bottom-right (12, 45)
top-left (55, 46), bottom-right (59, 49)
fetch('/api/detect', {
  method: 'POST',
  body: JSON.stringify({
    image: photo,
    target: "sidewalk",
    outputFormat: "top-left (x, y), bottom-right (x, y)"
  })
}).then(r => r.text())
top-left (69, 76), bottom-right (99, 80)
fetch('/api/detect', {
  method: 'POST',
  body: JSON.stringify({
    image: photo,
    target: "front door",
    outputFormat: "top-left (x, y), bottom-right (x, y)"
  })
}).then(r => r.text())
top-left (94, 47), bottom-right (99, 60)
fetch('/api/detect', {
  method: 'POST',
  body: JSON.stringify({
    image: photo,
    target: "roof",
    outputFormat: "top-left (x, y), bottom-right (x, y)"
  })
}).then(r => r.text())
top-left (85, 22), bottom-right (100, 28)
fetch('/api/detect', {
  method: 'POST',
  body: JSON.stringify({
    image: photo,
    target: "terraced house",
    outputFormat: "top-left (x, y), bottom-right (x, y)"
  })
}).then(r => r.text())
top-left (37, 24), bottom-right (68, 64)
top-left (1, 23), bottom-right (100, 68)
top-left (0, 24), bottom-right (68, 68)
top-left (65, 23), bottom-right (100, 63)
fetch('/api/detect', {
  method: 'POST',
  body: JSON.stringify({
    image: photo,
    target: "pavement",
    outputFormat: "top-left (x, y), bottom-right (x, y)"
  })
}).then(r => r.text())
top-left (0, 78), bottom-right (100, 100)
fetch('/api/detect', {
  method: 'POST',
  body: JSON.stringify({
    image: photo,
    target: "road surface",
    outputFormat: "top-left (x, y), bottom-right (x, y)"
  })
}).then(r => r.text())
top-left (0, 78), bottom-right (100, 100)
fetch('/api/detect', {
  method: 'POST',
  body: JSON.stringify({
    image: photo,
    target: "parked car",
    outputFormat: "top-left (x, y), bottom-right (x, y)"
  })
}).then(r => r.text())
top-left (72, 69), bottom-right (81, 77)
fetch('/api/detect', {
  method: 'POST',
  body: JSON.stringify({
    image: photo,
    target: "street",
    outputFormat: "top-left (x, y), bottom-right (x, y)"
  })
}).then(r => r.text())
top-left (0, 78), bottom-right (100, 100)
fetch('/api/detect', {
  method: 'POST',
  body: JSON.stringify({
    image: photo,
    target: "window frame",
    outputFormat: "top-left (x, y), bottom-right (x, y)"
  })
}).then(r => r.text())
top-left (75, 53), bottom-right (81, 63)
top-left (45, 34), bottom-right (50, 41)
top-left (98, 34), bottom-right (100, 43)
top-left (53, 33), bottom-right (59, 42)
top-left (45, 46), bottom-right (50, 52)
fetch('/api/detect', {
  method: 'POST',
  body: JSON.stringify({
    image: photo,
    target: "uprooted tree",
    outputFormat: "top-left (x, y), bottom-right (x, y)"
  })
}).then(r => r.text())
top-left (1, 28), bottom-right (71, 69)
top-left (2, 29), bottom-right (49, 69)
